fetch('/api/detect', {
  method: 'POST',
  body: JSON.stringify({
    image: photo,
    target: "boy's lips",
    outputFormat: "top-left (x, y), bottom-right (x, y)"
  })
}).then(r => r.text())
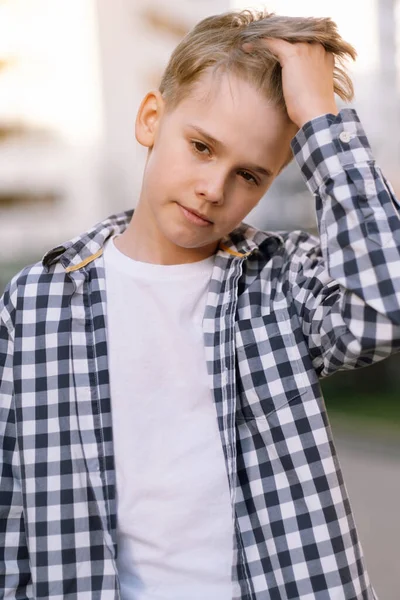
top-left (178, 204), bottom-right (213, 225)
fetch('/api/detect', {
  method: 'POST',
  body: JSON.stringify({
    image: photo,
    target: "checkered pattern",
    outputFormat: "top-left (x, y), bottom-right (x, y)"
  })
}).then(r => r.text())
top-left (1, 108), bottom-right (399, 599)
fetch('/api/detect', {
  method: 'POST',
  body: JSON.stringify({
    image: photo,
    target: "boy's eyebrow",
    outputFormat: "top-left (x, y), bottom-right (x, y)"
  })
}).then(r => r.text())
top-left (187, 124), bottom-right (273, 177)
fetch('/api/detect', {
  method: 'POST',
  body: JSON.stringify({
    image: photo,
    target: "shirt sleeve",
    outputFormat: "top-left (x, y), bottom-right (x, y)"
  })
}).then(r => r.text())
top-left (0, 285), bottom-right (32, 598)
top-left (288, 108), bottom-right (400, 378)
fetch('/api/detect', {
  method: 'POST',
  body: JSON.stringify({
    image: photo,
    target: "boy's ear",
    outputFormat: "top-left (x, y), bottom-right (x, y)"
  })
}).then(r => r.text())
top-left (135, 90), bottom-right (165, 148)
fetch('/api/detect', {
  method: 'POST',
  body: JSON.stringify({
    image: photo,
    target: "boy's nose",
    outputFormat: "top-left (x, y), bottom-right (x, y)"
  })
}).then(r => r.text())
top-left (194, 174), bottom-right (226, 204)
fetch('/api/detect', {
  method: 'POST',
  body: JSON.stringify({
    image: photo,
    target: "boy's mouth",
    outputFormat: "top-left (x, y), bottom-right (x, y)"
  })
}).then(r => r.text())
top-left (178, 204), bottom-right (213, 226)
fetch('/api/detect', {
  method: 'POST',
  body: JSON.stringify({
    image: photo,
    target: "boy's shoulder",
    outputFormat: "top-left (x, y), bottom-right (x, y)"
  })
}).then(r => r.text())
top-left (1, 209), bottom-right (133, 304)
top-left (0, 260), bottom-right (62, 331)
top-left (246, 225), bottom-right (324, 292)
top-left (275, 228), bottom-right (319, 253)
top-left (0, 209), bottom-right (134, 329)
top-left (252, 223), bottom-right (321, 266)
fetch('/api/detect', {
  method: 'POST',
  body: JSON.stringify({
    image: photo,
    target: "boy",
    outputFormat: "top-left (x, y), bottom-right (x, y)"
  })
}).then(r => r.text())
top-left (1, 8), bottom-right (399, 600)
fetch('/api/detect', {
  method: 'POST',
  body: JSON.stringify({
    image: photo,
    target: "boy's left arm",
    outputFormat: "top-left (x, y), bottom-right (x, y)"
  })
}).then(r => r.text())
top-left (263, 38), bottom-right (400, 377)
top-left (289, 109), bottom-right (400, 377)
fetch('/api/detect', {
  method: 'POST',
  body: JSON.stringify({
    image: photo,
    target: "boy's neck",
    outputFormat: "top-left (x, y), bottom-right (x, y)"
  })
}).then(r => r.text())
top-left (114, 206), bottom-right (219, 266)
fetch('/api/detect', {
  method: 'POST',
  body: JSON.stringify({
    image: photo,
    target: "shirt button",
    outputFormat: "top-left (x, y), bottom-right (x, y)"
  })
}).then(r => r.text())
top-left (339, 131), bottom-right (352, 143)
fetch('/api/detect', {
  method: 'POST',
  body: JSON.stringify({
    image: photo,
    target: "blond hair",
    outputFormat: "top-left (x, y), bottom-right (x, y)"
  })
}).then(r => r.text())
top-left (159, 9), bottom-right (356, 112)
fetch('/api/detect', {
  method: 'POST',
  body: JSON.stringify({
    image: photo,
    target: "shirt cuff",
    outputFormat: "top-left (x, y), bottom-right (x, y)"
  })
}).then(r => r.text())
top-left (290, 108), bottom-right (374, 193)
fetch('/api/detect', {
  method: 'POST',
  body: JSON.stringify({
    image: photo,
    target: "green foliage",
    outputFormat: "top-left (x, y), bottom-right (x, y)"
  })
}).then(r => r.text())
top-left (322, 358), bottom-right (400, 430)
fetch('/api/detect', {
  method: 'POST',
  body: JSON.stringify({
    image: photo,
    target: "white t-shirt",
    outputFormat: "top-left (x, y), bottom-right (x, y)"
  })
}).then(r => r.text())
top-left (103, 235), bottom-right (233, 600)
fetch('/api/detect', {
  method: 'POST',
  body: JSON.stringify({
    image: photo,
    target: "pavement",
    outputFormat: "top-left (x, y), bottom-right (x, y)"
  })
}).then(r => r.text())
top-left (330, 416), bottom-right (400, 600)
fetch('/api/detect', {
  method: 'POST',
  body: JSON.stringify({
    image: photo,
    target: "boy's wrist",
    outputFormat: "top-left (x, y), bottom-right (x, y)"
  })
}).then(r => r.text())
top-left (291, 108), bottom-right (374, 192)
top-left (295, 102), bottom-right (339, 129)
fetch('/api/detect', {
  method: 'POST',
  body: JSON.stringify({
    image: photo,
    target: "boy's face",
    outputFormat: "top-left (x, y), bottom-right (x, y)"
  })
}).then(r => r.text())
top-left (134, 70), bottom-right (298, 263)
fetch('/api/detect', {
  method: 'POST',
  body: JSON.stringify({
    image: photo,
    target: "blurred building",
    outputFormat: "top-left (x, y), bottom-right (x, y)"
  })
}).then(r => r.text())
top-left (0, 0), bottom-right (105, 268)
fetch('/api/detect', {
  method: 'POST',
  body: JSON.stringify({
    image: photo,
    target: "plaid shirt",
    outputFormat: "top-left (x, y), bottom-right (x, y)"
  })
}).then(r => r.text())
top-left (1, 109), bottom-right (400, 600)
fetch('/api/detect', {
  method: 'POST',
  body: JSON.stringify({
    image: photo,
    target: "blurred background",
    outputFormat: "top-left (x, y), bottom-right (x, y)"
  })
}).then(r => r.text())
top-left (0, 0), bottom-right (399, 597)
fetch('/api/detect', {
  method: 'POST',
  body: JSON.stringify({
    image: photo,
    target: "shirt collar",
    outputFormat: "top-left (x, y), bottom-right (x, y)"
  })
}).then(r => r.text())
top-left (42, 209), bottom-right (283, 272)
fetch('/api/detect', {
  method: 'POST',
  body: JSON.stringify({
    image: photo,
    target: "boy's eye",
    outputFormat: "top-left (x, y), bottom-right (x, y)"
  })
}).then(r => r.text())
top-left (192, 141), bottom-right (211, 155)
top-left (190, 141), bottom-right (258, 186)
top-left (238, 170), bottom-right (258, 186)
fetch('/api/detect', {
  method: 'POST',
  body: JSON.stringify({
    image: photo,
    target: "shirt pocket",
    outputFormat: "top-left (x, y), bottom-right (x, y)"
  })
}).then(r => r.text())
top-left (235, 306), bottom-right (307, 420)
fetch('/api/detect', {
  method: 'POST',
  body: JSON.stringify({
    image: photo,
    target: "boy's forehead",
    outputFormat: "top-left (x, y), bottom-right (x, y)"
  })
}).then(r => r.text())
top-left (171, 70), bottom-right (295, 151)
top-left (173, 70), bottom-right (290, 135)
top-left (183, 69), bottom-right (260, 111)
